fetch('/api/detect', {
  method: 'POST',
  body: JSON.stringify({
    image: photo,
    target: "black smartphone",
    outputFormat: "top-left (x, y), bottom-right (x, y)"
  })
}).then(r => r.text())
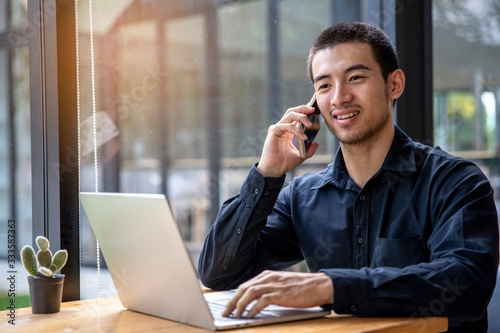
top-left (295, 93), bottom-right (322, 158)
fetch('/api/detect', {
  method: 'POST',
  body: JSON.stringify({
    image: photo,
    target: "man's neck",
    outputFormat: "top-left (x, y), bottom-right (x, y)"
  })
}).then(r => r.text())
top-left (340, 125), bottom-right (395, 189)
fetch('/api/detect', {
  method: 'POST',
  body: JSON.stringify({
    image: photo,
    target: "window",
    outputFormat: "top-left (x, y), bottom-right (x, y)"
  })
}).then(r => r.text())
top-left (76, 0), bottom-right (374, 299)
top-left (0, 1), bottom-right (32, 309)
top-left (433, 0), bottom-right (500, 211)
top-left (25, 0), bottom-right (410, 301)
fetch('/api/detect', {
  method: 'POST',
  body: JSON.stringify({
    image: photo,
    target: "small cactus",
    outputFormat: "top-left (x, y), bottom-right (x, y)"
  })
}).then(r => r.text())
top-left (21, 236), bottom-right (68, 278)
top-left (21, 246), bottom-right (38, 276)
top-left (36, 236), bottom-right (50, 251)
top-left (52, 250), bottom-right (68, 272)
top-left (37, 249), bottom-right (52, 268)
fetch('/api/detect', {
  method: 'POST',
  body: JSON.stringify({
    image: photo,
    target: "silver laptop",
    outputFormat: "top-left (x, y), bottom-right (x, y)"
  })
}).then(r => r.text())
top-left (80, 192), bottom-right (330, 331)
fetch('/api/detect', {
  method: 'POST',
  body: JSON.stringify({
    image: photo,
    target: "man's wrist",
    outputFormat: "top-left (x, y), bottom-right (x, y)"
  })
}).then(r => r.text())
top-left (256, 163), bottom-right (285, 178)
top-left (318, 272), bottom-right (334, 305)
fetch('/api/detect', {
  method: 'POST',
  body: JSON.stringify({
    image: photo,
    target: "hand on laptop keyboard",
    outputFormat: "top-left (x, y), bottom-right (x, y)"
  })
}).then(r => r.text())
top-left (208, 301), bottom-right (277, 321)
top-left (221, 270), bottom-right (333, 319)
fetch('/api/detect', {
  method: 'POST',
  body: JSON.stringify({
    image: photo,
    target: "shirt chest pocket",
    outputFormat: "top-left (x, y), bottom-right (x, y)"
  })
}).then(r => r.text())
top-left (373, 235), bottom-right (427, 268)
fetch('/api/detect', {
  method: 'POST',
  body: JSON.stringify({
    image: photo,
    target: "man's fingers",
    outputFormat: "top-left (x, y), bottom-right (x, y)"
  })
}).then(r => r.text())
top-left (283, 104), bottom-right (315, 117)
top-left (222, 278), bottom-right (265, 317)
top-left (233, 284), bottom-right (273, 318)
top-left (269, 122), bottom-right (308, 141)
top-left (280, 105), bottom-right (315, 126)
top-left (222, 287), bottom-right (246, 317)
top-left (246, 294), bottom-right (277, 318)
top-left (227, 273), bottom-right (277, 317)
top-left (221, 301), bottom-right (235, 317)
top-left (284, 112), bottom-right (313, 128)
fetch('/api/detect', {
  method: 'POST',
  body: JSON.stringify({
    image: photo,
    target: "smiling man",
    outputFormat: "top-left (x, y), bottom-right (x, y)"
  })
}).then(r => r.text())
top-left (198, 22), bottom-right (499, 332)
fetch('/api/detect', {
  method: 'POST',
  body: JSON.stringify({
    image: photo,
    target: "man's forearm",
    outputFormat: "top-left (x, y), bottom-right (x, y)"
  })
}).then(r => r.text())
top-left (320, 255), bottom-right (497, 321)
top-left (198, 164), bottom-right (286, 289)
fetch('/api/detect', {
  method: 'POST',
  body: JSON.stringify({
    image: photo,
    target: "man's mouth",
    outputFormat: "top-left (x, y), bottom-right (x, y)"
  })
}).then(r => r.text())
top-left (335, 112), bottom-right (359, 120)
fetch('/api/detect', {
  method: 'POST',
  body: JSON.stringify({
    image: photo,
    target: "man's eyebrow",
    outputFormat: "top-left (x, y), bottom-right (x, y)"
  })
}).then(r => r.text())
top-left (345, 64), bottom-right (371, 73)
top-left (313, 74), bottom-right (331, 84)
top-left (313, 64), bottom-right (371, 83)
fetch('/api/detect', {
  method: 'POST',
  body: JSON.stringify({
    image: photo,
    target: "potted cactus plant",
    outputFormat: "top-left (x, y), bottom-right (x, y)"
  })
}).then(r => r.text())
top-left (21, 236), bottom-right (68, 313)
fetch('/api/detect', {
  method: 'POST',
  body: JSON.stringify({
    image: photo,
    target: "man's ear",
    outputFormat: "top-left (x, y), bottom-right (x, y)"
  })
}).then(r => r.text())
top-left (388, 69), bottom-right (405, 101)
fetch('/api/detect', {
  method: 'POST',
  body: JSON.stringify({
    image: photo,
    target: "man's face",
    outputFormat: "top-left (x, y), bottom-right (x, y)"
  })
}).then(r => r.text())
top-left (311, 42), bottom-right (395, 146)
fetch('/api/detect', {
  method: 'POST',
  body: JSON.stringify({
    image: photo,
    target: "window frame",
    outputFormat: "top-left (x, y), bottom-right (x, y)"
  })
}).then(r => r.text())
top-left (395, 0), bottom-right (434, 143)
top-left (29, 0), bottom-right (80, 301)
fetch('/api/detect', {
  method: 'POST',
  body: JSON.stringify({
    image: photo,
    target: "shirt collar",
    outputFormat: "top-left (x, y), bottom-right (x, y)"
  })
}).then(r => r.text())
top-left (312, 125), bottom-right (418, 190)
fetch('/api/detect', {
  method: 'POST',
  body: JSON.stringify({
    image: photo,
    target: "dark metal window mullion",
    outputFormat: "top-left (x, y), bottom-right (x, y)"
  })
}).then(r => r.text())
top-left (28, 0), bottom-right (80, 301)
top-left (29, 0), bottom-right (61, 246)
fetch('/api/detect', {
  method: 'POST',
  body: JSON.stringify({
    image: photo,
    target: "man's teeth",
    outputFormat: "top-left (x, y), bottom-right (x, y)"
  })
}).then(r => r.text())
top-left (337, 112), bottom-right (359, 120)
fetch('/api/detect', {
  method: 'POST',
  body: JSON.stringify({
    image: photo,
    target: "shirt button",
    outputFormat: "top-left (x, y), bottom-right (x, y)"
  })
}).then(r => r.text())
top-left (357, 237), bottom-right (364, 244)
top-left (254, 188), bottom-right (259, 195)
top-left (350, 305), bottom-right (357, 312)
top-left (359, 195), bottom-right (366, 201)
top-left (236, 228), bottom-right (242, 234)
top-left (381, 177), bottom-right (386, 183)
top-left (263, 190), bottom-right (270, 196)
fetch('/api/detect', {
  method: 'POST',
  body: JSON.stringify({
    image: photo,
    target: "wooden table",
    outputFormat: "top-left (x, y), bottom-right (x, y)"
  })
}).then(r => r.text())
top-left (1, 296), bottom-right (447, 332)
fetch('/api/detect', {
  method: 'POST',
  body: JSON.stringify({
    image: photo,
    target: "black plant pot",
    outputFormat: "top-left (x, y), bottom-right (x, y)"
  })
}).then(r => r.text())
top-left (27, 274), bottom-right (65, 314)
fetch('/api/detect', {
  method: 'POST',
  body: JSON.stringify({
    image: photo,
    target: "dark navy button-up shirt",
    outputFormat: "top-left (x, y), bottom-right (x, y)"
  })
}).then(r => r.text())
top-left (198, 126), bottom-right (499, 332)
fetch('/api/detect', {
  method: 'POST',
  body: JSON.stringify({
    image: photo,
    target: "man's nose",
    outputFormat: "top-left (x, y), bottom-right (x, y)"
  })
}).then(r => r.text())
top-left (330, 84), bottom-right (353, 109)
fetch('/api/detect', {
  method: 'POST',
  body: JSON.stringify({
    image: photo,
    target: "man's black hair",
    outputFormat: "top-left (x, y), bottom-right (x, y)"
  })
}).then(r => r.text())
top-left (307, 22), bottom-right (400, 82)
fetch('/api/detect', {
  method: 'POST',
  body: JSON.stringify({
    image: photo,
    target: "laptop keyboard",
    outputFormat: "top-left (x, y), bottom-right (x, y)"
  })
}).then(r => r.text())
top-left (207, 301), bottom-right (278, 322)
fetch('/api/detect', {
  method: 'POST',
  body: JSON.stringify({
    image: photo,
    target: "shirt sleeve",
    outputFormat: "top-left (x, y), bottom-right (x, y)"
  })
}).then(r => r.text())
top-left (198, 164), bottom-right (302, 290)
top-left (321, 161), bottom-right (499, 325)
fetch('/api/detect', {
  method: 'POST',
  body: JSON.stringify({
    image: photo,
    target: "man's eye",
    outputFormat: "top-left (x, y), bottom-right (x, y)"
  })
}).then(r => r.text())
top-left (350, 75), bottom-right (363, 81)
top-left (318, 83), bottom-right (330, 89)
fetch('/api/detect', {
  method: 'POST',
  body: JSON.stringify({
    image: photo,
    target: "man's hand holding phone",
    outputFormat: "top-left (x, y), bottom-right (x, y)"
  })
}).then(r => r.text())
top-left (295, 94), bottom-right (322, 158)
top-left (257, 94), bottom-right (322, 178)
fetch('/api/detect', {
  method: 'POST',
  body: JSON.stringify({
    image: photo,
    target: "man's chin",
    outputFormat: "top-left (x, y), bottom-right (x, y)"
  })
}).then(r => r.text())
top-left (332, 127), bottom-right (367, 146)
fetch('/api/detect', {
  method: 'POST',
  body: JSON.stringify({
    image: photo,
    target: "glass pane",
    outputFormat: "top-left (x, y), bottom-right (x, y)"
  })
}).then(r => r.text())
top-left (433, 0), bottom-right (500, 211)
top-left (77, 0), bottom-right (377, 299)
top-left (0, 1), bottom-right (32, 310)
